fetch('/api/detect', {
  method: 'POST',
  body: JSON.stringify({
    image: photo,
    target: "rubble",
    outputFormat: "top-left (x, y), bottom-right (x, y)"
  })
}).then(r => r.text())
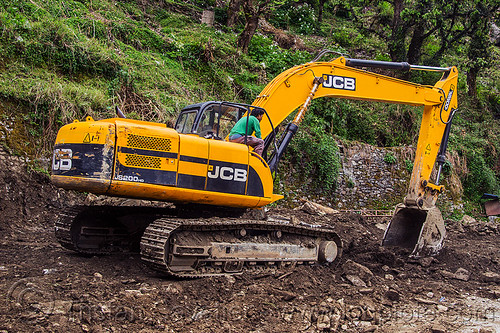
top-left (0, 146), bottom-right (499, 332)
top-left (454, 268), bottom-right (470, 281)
top-left (481, 271), bottom-right (500, 284)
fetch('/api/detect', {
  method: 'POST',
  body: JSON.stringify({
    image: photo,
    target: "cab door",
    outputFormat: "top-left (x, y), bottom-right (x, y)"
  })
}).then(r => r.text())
top-left (177, 134), bottom-right (209, 190)
top-left (206, 140), bottom-right (249, 195)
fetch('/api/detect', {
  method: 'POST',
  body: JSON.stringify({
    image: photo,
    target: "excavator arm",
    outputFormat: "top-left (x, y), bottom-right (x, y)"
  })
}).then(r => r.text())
top-left (252, 55), bottom-right (458, 256)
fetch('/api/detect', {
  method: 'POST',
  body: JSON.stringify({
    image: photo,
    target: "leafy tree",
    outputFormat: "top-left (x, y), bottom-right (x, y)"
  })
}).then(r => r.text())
top-left (350, 0), bottom-right (499, 67)
top-left (464, 2), bottom-right (497, 99)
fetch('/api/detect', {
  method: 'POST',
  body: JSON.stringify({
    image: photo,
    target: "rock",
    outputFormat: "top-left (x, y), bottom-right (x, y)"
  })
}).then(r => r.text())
top-left (460, 215), bottom-right (476, 225)
top-left (439, 270), bottom-right (456, 279)
top-left (359, 321), bottom-right (373, 329)
top-left (481, 271), bottom-right (500, 283)
top-left (344, 260), bottom-right (374, 282)
top-left (418, 257), bottom-right (434, 267)
top-left (330, 313), bottom-right (341, 331)
top-left (345, 274), bottom-right (367, 287)
top-left (32, 300), bottom-right (72, 315)
top-left (225, 275), bottom-right (236, 284)
top-left (479, 328), bottom-right (495, 333)
top-left (124, 289), bottom-right (142, 296)
top-left (280, 291), bottom-right (296, 301)
top-left (436, 305), bottom-right (448, 312)
top-left (42, 268), bottom-right (57, 275)
top-left (487, 285), bottom-right (500, 298)
top-left (201, 10), bottom-right (215, 26)
top-left (426, 292), bottom-right (434, 298)
top-left (316, 314), bottom-right (330, 329)
top-left (381, 298), bottom-right (393, 307)
top-left (93, 272), bottom-right (103, 280)
top-left (453, 268), bottom-right (470, 281)
top-left (359, 288), bottom-right (374, 294)
top-left (492, 22), bottom-right (500, 45)
top-left (415, 297), bottom-right (437, 305)
top-left (300, 200), bottom-right (339, 215)
top-left (362, 325), bottom-right (378, 333)
top-left (384, 274), bottom-right (394, 280)
top-left (192, 309), bottom-right (210, 321)
top-left (375, 223), bottom-right (387, 231)
top-left (162, 284), bottom-right (180, 294)
top-left (361, 308), bottom-right (374, 321)
top-left (385, 290), bottom-right (400, 302)
top-left (430, 324), bottom-right (446, 333)
top-left (489, 216), bottom-right (500, 223)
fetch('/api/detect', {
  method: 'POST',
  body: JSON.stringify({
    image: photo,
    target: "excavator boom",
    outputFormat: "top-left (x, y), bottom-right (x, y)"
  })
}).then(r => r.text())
top-left (252, 55), bottom-right (458, 256)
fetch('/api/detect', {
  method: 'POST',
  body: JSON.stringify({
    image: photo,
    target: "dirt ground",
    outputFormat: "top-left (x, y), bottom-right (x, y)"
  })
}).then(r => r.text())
top-left (0, 146), bottom-right (499, 333)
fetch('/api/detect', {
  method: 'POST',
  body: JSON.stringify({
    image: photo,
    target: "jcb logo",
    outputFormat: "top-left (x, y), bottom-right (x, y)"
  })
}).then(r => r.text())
top-left (52, 148), bottom-right (72, 171)
top-left (444, 85), bottom-right (454, 111)
top-left (208, 165), bottom-right (247, 182)
top-left (322, 74), bottom-right (356, 91)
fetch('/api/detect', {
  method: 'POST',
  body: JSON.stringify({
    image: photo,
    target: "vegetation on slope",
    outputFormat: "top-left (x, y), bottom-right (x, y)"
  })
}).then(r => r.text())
top-left (0, 0), bottom-right (498, 214)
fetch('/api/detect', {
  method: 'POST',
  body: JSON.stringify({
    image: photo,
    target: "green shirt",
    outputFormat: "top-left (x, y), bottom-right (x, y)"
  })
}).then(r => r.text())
top-left (229, 116), bottom-right (262, 139)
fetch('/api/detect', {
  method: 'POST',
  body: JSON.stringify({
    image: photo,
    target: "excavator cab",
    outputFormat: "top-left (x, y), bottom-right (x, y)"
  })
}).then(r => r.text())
top-left (175, 102), bottom-right (266, 141)
top-left (175, 102), bottom-right (241, 139)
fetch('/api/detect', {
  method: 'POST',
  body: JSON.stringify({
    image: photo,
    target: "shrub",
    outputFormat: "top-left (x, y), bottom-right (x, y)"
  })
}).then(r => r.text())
top-left (280, 113), bottom-right (341, 193)
top-left (383, 152), bottom-right (397, 164)
top-left (463, 153), bottom-right (499, 202)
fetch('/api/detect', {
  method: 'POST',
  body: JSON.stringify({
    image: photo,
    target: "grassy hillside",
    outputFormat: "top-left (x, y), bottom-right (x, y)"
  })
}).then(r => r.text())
top-left (0, 0), bottom-right (498, 214)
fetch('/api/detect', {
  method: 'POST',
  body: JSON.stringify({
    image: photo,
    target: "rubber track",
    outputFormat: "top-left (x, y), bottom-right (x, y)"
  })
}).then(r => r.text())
top-left (54, 206), bottom-right (83, 252)
top-left (140, 217), bottom-right (342, 278)
top-left (54, 205), bottom-right (166, 255)
top-left (55, 205), bottom-right (342, 277)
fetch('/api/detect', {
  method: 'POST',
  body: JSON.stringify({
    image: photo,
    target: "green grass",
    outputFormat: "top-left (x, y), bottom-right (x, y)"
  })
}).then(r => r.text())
top-left (0, 0), bottom-right (498, 210)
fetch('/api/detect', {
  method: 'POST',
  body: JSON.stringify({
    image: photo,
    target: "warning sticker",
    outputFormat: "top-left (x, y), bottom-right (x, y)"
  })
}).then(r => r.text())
top-left (83, 132), bottom-right (100, 143)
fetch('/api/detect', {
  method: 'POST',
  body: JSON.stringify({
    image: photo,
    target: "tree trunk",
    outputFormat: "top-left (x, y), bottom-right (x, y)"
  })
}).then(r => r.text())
top-left (227, 0), bottom-right (242, 27)
top-left (467, 68), bottom-right (478, 99)
top-left (407, 24), bottom-right (424, 65)
top-left (389, 0), bottom-right (406, 62)
top-left (237, 12), bottom-right (259, 53)
top-left (318, 0), bottom-right (326, 23)
top-left (237, 0), bottom-right (272, 53)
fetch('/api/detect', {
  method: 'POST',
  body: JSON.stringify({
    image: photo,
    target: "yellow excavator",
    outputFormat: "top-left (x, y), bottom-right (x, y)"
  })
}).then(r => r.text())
top-left (51, 51), bottom-right (458, 277)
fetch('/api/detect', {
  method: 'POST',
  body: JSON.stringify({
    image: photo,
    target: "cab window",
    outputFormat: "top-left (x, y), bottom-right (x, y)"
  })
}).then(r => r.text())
top-left (196, 105), bottom-right (219, 135)
top-left (195, 104), bottom-right (246, 139)
top-left (218, 105), bottom-right (246, 139)
top-left (175, 110), bottom-right (197, 134)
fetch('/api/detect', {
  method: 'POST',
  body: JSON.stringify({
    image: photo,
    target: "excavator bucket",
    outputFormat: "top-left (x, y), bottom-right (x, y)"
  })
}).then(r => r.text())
top-left (382, 204), bottom-right (446, 257)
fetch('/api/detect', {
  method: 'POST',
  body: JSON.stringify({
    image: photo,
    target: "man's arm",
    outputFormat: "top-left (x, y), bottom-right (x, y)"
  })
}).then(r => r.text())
top-left (252, 117), bottom-right (262, 139)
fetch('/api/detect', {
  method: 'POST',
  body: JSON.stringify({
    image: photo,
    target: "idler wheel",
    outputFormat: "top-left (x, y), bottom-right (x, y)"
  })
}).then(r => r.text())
top-left (318, 241), bottom-right (338, 263)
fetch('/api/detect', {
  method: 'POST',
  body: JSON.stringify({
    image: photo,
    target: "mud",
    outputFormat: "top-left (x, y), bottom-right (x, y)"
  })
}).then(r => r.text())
top-left (0, 146), bottom-right (499, 332)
